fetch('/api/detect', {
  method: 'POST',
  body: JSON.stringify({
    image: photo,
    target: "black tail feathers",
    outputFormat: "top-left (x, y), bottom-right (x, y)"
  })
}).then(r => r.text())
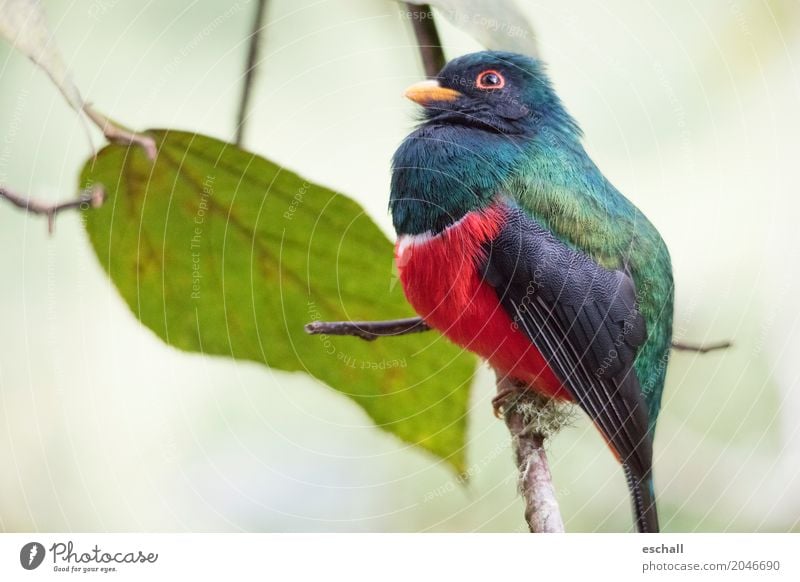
top-left (624, 465), bottom-right (659, 533)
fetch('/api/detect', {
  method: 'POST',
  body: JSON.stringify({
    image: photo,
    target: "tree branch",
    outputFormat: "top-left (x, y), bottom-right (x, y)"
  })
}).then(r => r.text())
top-left (305, 317), bottom-right (430, 341)
top-left (235, 0), bottom-right (269, 146)
top-left (405, 3), bottom-right (445, 78)
top-left (671, 339), bottom-right (731, 353)
top-left (495, 374), bottom-right (572, 532)
top-left (304, 315), bottom-right (731, 354)
top-left (82, 105), bottom-right (157, 160)
top-left (0, 184), bottom-right (105, 234)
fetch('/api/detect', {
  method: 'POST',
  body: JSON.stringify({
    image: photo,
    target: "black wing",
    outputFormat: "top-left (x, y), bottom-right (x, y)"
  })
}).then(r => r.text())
top-left (481, 205), bottom-right (658, 532)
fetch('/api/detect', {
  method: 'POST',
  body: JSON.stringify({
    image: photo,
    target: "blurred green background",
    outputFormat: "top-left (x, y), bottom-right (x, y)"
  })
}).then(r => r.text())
top-left (1, 0), bottom-right (799, 532)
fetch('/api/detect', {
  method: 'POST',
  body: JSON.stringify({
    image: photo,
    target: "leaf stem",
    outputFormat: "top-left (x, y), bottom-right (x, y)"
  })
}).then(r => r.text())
top-left (82, 105), bottom-right (157, 160)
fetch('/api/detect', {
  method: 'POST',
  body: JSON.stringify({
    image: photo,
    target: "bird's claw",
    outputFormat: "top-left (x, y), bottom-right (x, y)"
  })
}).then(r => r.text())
top-left (492, 384), bottom-right (525, 418)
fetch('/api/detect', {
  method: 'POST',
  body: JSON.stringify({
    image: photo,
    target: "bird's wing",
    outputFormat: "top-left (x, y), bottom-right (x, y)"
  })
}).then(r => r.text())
top-left (481, 203), bottom-right (652, 482)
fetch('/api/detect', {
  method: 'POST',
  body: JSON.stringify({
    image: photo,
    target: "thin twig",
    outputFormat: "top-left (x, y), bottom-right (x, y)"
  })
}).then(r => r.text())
top-left (671, 340), bottom-right (732, 353)
top-left (0, 184), bottom-right (105, 234)
top-left (235, 0), bottom-right (269, 146)
top-left (304, 316), bottom-right (731, 354)
top-left (304, 317), bottom-right (430, 341)
top-left (405, 3), bottom-right (445, 78)
top-left (82, 105), bottom-right (157, 160)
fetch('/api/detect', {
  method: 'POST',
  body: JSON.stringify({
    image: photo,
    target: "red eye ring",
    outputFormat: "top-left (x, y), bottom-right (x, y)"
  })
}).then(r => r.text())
top-left (476, 69), bottom-right (505, 89)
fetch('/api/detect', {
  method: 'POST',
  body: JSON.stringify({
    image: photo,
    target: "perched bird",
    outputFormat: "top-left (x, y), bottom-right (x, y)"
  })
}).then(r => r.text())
top-left (390, 51), bottom-right (673, 533)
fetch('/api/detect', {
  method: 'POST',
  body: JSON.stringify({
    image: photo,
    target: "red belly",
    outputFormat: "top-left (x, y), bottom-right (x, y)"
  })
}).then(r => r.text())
top-left (395, 205), bottom-right (568, 399)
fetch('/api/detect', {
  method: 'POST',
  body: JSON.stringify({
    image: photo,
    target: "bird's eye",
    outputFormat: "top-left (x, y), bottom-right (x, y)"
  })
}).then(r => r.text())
top-left (476, 70), bottom-right (505, 90)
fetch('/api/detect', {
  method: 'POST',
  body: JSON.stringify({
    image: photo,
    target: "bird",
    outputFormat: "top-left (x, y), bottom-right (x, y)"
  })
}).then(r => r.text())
top-left (389, 51), bottom-right (673, 533)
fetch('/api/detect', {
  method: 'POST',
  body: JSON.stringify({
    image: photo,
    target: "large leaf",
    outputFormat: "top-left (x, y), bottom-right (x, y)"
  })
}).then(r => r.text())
top-left (80, 130), bottom-right (476, 472)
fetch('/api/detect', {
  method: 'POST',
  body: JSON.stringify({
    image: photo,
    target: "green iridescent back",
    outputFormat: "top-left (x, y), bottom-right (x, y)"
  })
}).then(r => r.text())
top-left (507, 136), bottom-right (674, 430)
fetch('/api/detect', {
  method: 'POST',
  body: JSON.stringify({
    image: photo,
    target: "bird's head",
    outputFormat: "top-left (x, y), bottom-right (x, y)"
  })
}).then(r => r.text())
top-left (404, 51), bottom-right (580, 139)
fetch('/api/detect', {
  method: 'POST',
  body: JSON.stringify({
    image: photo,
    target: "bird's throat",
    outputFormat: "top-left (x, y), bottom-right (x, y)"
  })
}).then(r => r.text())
top-left (389, 123), bottom-right (523, 236)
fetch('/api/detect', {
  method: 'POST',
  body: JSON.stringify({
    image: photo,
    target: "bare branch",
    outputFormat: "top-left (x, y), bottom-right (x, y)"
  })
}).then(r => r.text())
top-left (0, 184), bottom-right (105, 234)
top-left (405, 3), bottom-right (445, 78)
top-left (82, 105), bottom-right (157, 160)
top-left (671, 340), bottom-right (732, 354)
top-left (304, 317), bottom-right (430, 341)
top-left (305, 315), bottom-right (730, 355)
top-left (235, 0), bottom-right (269, 146)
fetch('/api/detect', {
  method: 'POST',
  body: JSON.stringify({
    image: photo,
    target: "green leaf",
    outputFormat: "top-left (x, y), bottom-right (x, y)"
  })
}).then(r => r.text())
top-left (80, 130), bottom-right (476, 472)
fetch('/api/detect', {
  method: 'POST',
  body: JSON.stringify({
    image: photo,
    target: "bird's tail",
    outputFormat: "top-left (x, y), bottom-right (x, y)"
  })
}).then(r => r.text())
top-left (624, 465), bottom-right (659, 533)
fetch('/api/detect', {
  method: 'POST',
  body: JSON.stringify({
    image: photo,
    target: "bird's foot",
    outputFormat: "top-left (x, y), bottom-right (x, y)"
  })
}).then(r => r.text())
top-left (492, 382), bottom-right (528, 418)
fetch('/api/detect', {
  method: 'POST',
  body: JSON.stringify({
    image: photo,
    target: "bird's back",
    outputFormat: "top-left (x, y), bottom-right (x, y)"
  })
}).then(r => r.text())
top-left (508, 139), bottom-right (674, 429)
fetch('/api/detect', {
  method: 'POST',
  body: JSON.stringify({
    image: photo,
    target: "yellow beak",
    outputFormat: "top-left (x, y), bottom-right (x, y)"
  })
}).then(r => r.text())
top-left (404, 80), bottom-right (462, 106)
